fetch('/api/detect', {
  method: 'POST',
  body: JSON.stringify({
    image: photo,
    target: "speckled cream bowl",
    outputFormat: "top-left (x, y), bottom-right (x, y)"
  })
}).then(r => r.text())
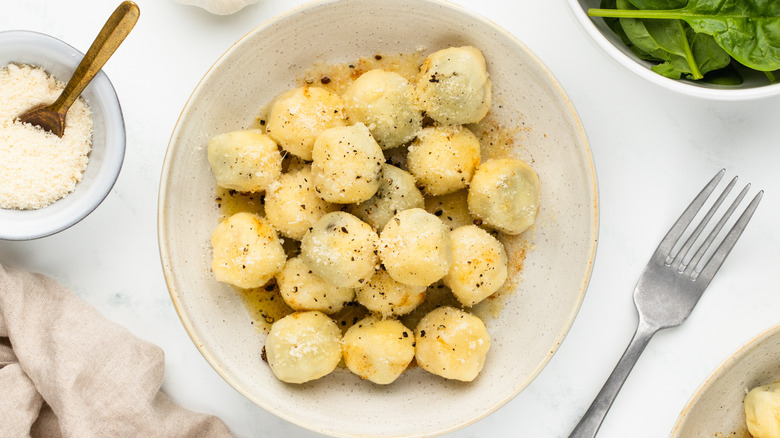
top-left (158, 0), bottom-right (598, 436)
top-left (672, 324), bottom-right (780, 438)
top-left (566, 0), bottom-right (780, 101)
top-left (0, 30), bottom-right (126, 240)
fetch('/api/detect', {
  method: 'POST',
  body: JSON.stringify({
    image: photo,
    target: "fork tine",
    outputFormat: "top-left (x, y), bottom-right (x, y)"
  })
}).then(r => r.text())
top-left (694, 189), bottom-right (763, 283)
top-left (656, 169), bottom-right (725, 259)
top-left (669, 176), bottom-right (737, 268)
top-left (682, 183), bottom-right (749, 276)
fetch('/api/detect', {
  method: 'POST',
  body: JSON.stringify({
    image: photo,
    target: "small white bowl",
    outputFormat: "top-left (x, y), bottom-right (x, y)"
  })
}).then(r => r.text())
top-left (672, 323), bottom-right (780, 437)
top-left (0, 30), bottom-right (126, 240)
top-left (566, 0), bottom-right (780, 100)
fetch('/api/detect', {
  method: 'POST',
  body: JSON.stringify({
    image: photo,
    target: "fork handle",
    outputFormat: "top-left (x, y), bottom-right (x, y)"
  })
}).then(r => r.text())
top-left (568, 318), bottom-right (659, 438)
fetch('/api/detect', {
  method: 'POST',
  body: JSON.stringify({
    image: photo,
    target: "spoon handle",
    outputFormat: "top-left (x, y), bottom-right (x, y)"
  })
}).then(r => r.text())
top-left (50, 1), bottom-right (139, 114)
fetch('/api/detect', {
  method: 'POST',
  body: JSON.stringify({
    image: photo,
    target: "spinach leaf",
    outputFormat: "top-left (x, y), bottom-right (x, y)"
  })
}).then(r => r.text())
top-left (616, 0), bottom-right (731, 79)
top-left (616, 0), bottom-right (671, 60)
top-left (589, 0), bottom-right (780, 71)
top-left (627, 0), bottom-right (687, 9)
top-left (644, 19), bottom-right (703, 78)
top-left (688, 30), bottom-right (733, 75)
top-left (651, 61), bottom-right (684, 78)
top-left (601, 0), bottom-right (637, 47)
top-left (702, 63), bottom-right (744, 85)
top-left (649, 24), bottom-right (732, 79)
top-left (602, 0), bottom-right (660, 60)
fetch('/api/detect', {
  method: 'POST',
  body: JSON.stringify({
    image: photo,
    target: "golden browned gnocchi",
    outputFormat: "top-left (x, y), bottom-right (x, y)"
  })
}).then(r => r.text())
top-left (207, 129), bottom-right (282, 193)
top-left (424, 189), bottom-right (475, 231)
top-left (407, 125), bottom-right (481, 196)
top-left (744, 380), bottom-right (780, 438)
top-left (378, 208), bottom-right (452, 287)
top-left (300, 211), bottom-right (379, 288)
top-left (276, 256), bottom-right (355, 314)
top-left (265, 86), bottom-right (347, 160)
top-left (265, 311), bottom-right (342, 384)
top-left (210, 212), bottom-right (286, 289)
top-left (468, 158), bottom-right (541, 235)
top-left (414, 306), bottom-right (490, 382)
top-left (355, 268), bottom-right (426, 318)
top-left (343, 69), bottom-right (422, 150)
top-left (443, 225), bottom-right (508, 307)
top-left (342, 316), bottom-right (416, 385)
top-left (311, 123), bottom-right (384, 204)
top-left (415, 46), bottom-right (491, 126)
top-left (347, 164), bottom-right (424, 231)
top-left (264, 165), bottom-right (337, 240)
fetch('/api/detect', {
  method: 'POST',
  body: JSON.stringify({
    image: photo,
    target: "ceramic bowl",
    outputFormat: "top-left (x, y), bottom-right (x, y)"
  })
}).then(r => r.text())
top-left (0, 30), bottom-right (125, 241)
top-left (159, 0), bottom-right (598, 436)
top-left (672, 324), bottom-right (780, 437)
top-left (566, 0), bottom-right (780, 101)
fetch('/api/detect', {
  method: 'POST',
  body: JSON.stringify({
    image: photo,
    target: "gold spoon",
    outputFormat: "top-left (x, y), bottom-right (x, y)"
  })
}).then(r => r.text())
top-left (17, 1), bottom-right (139, 137)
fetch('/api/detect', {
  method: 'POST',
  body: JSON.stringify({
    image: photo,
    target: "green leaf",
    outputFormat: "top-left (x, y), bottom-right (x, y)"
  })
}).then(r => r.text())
top-left (601, 0), bottom-right (636, 47)
top-left (688, 30), bottom-right (733, 74)
top-left (619, 16), bottom-right (695, 78)
top-left (685, 0), bottom-right (780, 71)
top-left (646, 19), bottom-right (703, 78)
top-left (630, 44), bottom-right (662, 61)
top-left (617, 4), bottom-right (670, 59)
top-left (652, 60), bottom-right (685, 78)
top-left (627, 0), bottom-right (687, 9)
top-left (589, 0), bottom-right (780, 71)
top-left (602, 0), bottom-right (661, 60)
top-left (615, 0), bottom-right (730, 79)
top-left (702, 64), bottom-right (744, 85)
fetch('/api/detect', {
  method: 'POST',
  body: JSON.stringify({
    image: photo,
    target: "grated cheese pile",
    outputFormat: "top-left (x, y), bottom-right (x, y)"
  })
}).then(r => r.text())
top-left (0, 63), bottom-right (94, 210)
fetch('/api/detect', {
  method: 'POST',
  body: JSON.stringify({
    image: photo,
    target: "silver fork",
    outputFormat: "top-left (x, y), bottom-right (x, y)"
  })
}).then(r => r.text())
top-left (569, 169), bottom-right (763, 438)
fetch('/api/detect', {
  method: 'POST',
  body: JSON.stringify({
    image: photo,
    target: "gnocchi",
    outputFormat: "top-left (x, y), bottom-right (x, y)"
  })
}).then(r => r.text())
top-left (311, 123), bottom-right (384, 204)
top-left (415, 46), bottom-right (491, 125)
top-left (744, 380), bottom-right (780, 438)
top-left (342, 316), bottom-right (415, 385)
top-left (265, 311), bottom-right (342, 384)
top-left (443, 225), bottom-right (508, 307)
top-left (264, 165), bottom-right (337, 240)
top-left (377, 208), bottom-right (452, 287)
top-left (347, 164), bottom-right (424, 231)
top-left (207, 129), bottom-right (282, 193)
top-left (414, 306), bottom-right (490, 382)
top-left (424, 189), bottom-right (475, 231)
top-left (210, 212), bottom-right (285, 289)
top-left (265, 86), bottom-right (347, 160)
top-left (276, 256), bottom-right (355, 314)
top-left (468, 158), bottom-right (541, 235)
top-left (300, 211), bottom-right (379, 288)
top-left (355, 268), bottom-right (426, 318)
top-left (343, 69), bottom-right (422, 149)
top-left (407, 125), bottom-right (481, 196)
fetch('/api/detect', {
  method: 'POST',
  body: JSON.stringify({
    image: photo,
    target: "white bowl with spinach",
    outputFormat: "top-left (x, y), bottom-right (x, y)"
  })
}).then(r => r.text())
top-left (567, 0), bottom-right (780, 100)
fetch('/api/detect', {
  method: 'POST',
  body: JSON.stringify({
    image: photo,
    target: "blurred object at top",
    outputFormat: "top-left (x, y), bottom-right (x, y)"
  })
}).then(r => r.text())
top-left (173, 0), bottom-right (261, 15)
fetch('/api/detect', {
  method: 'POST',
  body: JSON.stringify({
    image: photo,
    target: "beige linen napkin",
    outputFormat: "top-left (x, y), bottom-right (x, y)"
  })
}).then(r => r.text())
top-left (0, 264), bottom-right (234, 438)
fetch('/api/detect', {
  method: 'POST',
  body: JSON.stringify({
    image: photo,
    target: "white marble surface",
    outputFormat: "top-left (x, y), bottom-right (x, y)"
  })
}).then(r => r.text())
top-left (2, 1), bottom-right (780, 437)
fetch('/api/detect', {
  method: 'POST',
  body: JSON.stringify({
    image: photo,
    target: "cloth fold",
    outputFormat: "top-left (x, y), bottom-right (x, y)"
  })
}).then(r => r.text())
top-left (0, 264), bottom-right (234, 438)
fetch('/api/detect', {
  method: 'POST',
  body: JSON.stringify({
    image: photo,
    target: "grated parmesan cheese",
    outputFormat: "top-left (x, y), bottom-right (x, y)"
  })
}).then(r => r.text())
top-left (0, 63), bottom-right (94, 210)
